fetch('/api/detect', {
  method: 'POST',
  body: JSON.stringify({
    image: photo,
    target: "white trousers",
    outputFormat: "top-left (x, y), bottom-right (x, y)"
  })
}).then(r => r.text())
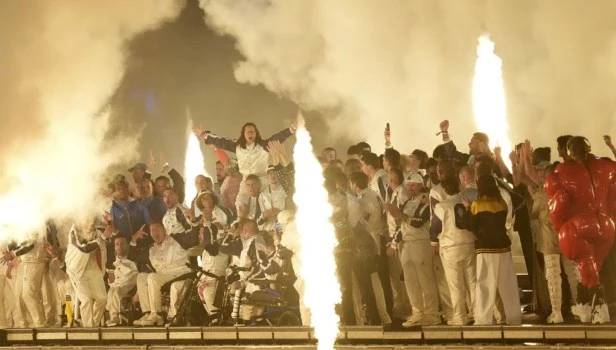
top-left (168, 280), bottom-right (187, 318)
top-left (107, 283), bottom-right (137, 321)
top-left (475, 252), bottom-right (521, 325)
top-left (293, 278), bottom-right (311, 326)
top-left (388, 252), bottom-right (411, 318)
top-left (433, 252), bottom-right (454, 320)
top-left (15, 262), bottom-right (46, 327)
top-left (398, 240), bottom-right (439, 318)
top-left (0, 274), bottom-right (17, 327)
top-left (440, 244), bottom-right (476, 325)
top-left (137, 272), bottom-right (183, 314)
top-left (73, 260), bottom-right (107, 328)
top-left (370, 271), bottom-right (392, 325)
top-left (41, 265), bottom-right (59, 326)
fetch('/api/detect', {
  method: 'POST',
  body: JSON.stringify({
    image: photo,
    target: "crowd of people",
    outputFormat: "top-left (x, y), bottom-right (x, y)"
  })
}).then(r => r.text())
top-left (1, 119), bottom-right (615, 329)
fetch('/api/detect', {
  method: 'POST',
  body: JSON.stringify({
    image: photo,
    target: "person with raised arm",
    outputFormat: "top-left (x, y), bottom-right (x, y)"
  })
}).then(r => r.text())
top-left (192, 121), bottom-right (296, 190)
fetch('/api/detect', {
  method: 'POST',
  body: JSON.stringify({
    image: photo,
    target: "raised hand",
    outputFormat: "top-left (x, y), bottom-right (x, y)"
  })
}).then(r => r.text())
top-left (439, 120), bottom-right (449, 133)
top-left (160, 152), bottom-right (171, 173)
top-left (493, 146), bottom-right (502, 160)
top-left (192, 126), bottom-right (207, 139)
top-left (132, 224), bottom-right (147, 242)
top-left (384, 127), bottom-right (391, 145)
top-left (604, 135), bottom-right (614, 148)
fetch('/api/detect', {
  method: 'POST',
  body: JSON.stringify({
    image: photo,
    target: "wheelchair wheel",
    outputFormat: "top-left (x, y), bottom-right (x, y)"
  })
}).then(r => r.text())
top-left (276, 310), bottom-right (302, 326)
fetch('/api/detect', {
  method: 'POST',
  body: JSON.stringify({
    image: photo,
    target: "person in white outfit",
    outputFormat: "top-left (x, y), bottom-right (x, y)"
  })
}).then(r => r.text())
top-left (196, 220), bottom-right (229, 324)
top-left (386, 173), bottom-right (440, 327)
top-left (65, 222), bottom-right (109, 328)
top-left (277, 210), bottom-right (311, 325)
top-left (106, 236), bottom-right (138, 327)
top-left (3, 234), bottom-right (48, 328)
top-left (257, 166), bottom-right (288, 233)
top-left (135, 222), bottom-right (190, 326)
top-left (193, 122), bottom-right (296, 191)
top-left (433, 175), bottom-right (477, 326)
top-left (428, 160), bottom-right (456, 322)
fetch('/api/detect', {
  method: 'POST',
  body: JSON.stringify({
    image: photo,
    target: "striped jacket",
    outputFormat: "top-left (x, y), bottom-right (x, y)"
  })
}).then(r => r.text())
top-left (465, 198), bottom-right (511, 254)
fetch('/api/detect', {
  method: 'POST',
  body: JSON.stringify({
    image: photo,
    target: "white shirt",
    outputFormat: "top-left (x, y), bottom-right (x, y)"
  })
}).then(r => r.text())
top-left (236, 143), bottom-right (270, 179)
top-left (386, 185), bottom-right (409, 237)
top-left (200, 249), bottom-right (228, 280)
top-left (148, 236), bottom-right (190, 275)
top-left (400, 194), bottom-right (431, 242)
top-left (111, 256), bottom-right (138, 288)
top-left (163, 204), bottom-right (190, 235)
top-left (235, 194), bottom-right (261, 221)
top-left (433, 194), bottom-right (475, 248)
top-left (258, 184), bottom-right (287, 231)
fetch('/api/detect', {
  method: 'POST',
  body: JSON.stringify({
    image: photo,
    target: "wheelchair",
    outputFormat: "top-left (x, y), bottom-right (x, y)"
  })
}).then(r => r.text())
top-left (218, 265), bottom-right (301, 327)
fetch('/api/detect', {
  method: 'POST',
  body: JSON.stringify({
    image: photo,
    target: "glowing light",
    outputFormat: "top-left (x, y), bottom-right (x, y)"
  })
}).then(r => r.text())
top-left (293, 112), bottom-right (341, 350)
top-left (183, 107), bottom-right (209, 206)
top-left (472, 34), bottom-right (512, 169)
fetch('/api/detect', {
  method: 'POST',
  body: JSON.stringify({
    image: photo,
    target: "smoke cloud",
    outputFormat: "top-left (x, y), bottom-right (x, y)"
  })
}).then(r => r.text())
top-left (0, 0), bottom-right (184, 240)
top-left (199, 0), bottom-right (615, 154)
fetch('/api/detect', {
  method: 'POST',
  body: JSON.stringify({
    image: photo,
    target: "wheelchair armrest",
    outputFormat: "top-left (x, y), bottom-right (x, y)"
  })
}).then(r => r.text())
top-left (160, 272), bottom-right (195, 293)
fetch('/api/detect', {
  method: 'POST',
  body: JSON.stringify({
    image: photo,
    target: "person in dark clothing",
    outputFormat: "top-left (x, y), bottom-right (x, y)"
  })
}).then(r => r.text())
top-left (154, 163), bottom-right (186, 204)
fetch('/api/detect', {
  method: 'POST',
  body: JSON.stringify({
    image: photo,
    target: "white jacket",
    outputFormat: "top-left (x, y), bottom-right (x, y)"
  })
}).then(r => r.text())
top-left (386, 185), bottom-right (409, 238)
top-left (110, 256), bottom-right (138, 288)
top-left (258, 185), bottom-right (287, 232)
top-left (149, 236), bottom-right (190, 275)
top-left (433, 194), bottom-right (475, 249)
top-left (65, 225), bottom-right (107, 281)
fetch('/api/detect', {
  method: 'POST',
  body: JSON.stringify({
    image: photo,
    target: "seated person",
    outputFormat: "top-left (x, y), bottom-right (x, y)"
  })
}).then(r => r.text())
top-left (106, 236), bottom-right (138, 327)
top-left (196, 221), bottom-right (229, 324)
top-left (134, 222), bottom-right (190, 326)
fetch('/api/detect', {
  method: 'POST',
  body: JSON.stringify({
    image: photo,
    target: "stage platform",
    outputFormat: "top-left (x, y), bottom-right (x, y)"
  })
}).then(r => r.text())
top-left (2, 325), bottom-right (616, 348)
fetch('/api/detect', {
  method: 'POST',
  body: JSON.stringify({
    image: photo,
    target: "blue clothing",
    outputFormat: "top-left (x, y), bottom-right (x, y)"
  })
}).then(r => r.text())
top-left (110, 200), bottom-right (152, 240)
top-left (144, 196), bottom-right (167, 222)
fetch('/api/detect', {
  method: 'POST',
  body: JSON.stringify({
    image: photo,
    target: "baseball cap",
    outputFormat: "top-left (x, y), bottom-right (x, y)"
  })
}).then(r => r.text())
top-left (267, 165), bottom-right (276, 173)
top-left (128, 163), bottom-right (148, 172)
top-left (405, 173), bottom-right (424, 185)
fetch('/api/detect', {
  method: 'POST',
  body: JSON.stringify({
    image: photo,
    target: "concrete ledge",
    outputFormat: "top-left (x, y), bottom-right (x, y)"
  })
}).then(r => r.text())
top-left (237, 327), bottom-right (273, 340)
top-left (67, 328), bottom-right (99, 341)
top-left (344, 326), bottom-right (384, 340)
top-left (132, 327), bottom-right (167, 341)
top-left (168, 327), bottom-right (202, 340)
top-left (543, 325), bottom-right (586, 340)
top-left (36, 328), bottom-right (67, 341)
top-left (585, 325), bottom-right (616, 340)
top-left (5, 329), bottom-right (34, 342)
top-left (203, 326), bottom-right (237, 341)
top-left (382, 329), bottom-right (422, 341)
top-left (272, 327), bottom-right (310, 340)
top-left (501, 325), bottom-right (544, 340)
top-left (461, 326), bottom-right (502, 340)
top-left (422, 326), bottom-right (462, 340)
top-left (100, 327), bottom-right (133, 341)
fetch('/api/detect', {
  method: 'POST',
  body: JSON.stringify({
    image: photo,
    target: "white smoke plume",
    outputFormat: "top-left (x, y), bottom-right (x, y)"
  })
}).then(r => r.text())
top-left (0, 1), bottom-right (184, 241)
top-left (199, 0), bottom-right (615, 154)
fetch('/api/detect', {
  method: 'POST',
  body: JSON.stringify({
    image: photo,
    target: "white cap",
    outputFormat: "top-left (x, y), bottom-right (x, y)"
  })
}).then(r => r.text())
top-left (405, 173), bottom-right (424, 185)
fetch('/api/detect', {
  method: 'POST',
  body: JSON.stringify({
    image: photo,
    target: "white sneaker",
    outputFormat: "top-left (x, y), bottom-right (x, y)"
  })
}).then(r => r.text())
top-left (547, 311), bottom-right (564, 324)
top-left (134, 313), bottom-right (152, 326)
top-left (592, 303), bottom-right (611, 324)
top-left (106, 318), bottom-right (119, 327)
top-left (572, 304), bottom-right (592, 323)
top-left (421, 315), bottom-right (442, 326)
top-left (140, 313), bottom-right (164, 326)
top-left (402, 315), bottom-right (423, 328)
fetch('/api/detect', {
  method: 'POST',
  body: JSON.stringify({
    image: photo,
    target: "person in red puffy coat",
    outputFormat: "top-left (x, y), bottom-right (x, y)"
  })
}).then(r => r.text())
top-left (545, 136), bottom-right (616, 324)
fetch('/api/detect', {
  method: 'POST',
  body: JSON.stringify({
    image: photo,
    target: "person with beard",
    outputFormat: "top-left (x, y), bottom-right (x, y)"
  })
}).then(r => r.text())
top-left (138, 178), bottom-right (167, 222)
top-left (437, 120), bottom-right (492, 167)
top-left (462, 175), bottom-right (521, 325)
top-left (153, 162), bottom-right (186, 204)
top-left (545, 136), bottom-right (616, 324)
top-left (193, 122), bottom-right (296, 192)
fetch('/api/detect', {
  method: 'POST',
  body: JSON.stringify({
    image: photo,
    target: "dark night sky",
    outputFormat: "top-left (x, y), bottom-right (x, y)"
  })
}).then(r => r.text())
top-left (110, 0), bottom-right (340, 176)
